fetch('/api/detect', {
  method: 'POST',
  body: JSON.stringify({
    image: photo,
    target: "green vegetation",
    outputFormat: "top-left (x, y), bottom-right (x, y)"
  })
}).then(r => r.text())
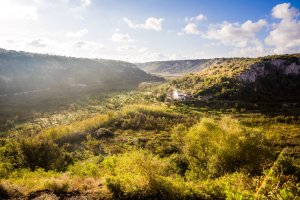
top-left (0, 54), bottom-right (300, 199)
top-left (1, 96), bottom-right (299, 199)
top-left (172, 54), bottom-right (300, 106)
top-left (0, 49), bottom-right (163, 128)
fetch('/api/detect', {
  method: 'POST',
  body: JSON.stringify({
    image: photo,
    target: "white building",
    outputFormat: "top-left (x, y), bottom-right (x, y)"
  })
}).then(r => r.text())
top-left (173, 90), bottom-right (186, 100)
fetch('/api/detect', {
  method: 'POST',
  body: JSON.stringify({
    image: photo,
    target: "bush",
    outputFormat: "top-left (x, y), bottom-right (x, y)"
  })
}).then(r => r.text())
top-left (20, 139), bottom-right (72, 171)
top-left (103, 150), bottom-right (177, 199)
top-left (278, 156), bottom-right (300, 180)
top-left (68, 156), bottom-right (103, 177)
top-left (184, 117), bottom-right (273, 179)
top-left (44, 180), bottom-right (70, 194)
top-left (171, 124), bottom-right (188, 148)
top-left (0, 139), bottom-right (24, 178)
top-left (103, 150), bottom-right (231, 199)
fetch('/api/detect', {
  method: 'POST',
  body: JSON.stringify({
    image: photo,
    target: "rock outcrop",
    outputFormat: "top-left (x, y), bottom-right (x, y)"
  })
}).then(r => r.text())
top-left (239, 58), bottom-right (300, 83)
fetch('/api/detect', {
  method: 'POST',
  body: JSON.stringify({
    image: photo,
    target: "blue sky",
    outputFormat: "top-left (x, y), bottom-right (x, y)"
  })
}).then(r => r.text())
top-left (0, 0), bottom-right (299, 62)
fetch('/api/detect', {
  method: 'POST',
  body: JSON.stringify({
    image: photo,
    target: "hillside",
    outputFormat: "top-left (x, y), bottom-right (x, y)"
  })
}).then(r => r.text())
top-left (0, 49), bottom-right (162, 95)
top-left (0, 53), bottom-right (299, 199)
top-left (0, 80), bottom-right (299, 199)
top-left (0, 49), bottom-right (163, 121)
top-left (136, 59), bottom-right (218, 76)
top-left (171, 54), bottom-right (300, 107)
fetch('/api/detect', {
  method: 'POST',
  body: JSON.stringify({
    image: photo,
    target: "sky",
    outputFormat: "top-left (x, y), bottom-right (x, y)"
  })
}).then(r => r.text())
top-left (0, 0), bottom-right (300, 62)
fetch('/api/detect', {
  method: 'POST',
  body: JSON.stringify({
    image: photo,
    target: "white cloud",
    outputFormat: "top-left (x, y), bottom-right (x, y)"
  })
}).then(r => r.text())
top-left (81, 0), bottom-right (91, 7)
top-left (272, 3), bottom-right (299, 20)
top-left (206, 19), bottom-right (267, 47)
top-left (0, 1), bottom-right (38, 21)
top-left (111, 33), bottom-right (135, 43)
top-left (123, 17), bottom-right (164, 31)
top-left (183, 23), bottom-right (200, 35)
top-left (265, 3), bottom-right (300, 54)
top-left (185, 14), bottom-right (206, 22)
top-left (66, 29), bottom-right (88, 38)
top-left (179, 13), bottom-right (206, 35)
top-left (195, 14), bottom-right (206, 21)
top-left (231, 39), bottom-right (268, 57)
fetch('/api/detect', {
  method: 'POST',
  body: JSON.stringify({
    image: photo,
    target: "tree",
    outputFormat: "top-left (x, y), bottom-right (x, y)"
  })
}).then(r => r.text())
top-left (184, 117), bottom-right (273, 179)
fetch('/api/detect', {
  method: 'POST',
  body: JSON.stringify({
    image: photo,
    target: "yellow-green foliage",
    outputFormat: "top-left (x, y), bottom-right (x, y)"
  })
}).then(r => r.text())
top-left (68, 156), bottom-right (103, 177)
top-left (171, 54), bottom-right (300, 102)
top-left (0, 139), bottom-right (23, 178)
top-left (105, 104), bottom-right (187, 131)
top-left (171, 124), bottom-right (188, 148)
top-left (121, 104), bottom-right (177, 119)
top-left (103, 150), bottom-right (174, 198)
top-left (41, 114), bottom-right (110, 141)
top-left (266, 124), bottom-right (300, 146)
top-left (4, 169), bottom-right (61, 195)
top-left (101, 149), bottom-right (260, 199)
top-left (171, 58), bottom-right (261, 93)
top-left (1, 114), bottom-right (299, 199)
top-left (183, 117), bottom-right (273, 179)
top-left (1, 90), bottom-right (300, 200)
top-left (200, 58), bottom-right (259, 80)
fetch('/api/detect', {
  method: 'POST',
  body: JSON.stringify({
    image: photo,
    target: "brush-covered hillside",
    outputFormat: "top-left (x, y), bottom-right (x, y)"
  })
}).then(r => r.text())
top-left (136, 59), bottom-right (220, 76)
top-left (0, 53), bottom-right (300, 200)
top-left (0, 49), bottom-right (163, 121)
top-left (171, 54), bottom-right (300, 110)
top-left (0, 49), bottom-right (161, 95)
top-left (0, 83), bottom-right (299, 199)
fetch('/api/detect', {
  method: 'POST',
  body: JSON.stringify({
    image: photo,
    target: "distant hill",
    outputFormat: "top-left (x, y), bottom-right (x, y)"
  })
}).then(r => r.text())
top-left (0, 49), bottom-right (162, 96)
top-left (171, 54), bottom-right (300, 104)
top-left (0, 49), bottom-right (163, 119)
top-left (136, 59), bottom-right (221, 76)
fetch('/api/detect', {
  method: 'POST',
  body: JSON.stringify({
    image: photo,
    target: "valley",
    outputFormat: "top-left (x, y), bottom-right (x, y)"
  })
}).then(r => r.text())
top-left (0, 50), bottom-right (299, 199)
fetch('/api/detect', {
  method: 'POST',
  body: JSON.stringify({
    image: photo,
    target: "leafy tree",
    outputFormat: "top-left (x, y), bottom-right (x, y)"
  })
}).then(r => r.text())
top-left (184, 117), bottom-right (273, 179)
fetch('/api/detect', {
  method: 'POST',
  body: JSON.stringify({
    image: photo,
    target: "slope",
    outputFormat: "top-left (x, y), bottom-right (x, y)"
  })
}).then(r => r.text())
top-left (0, 49), bottom-right (163, 120)
top-left (171, 54), bottom-right (300, 111)
top-left (136, 59), bottom-right (218, 76)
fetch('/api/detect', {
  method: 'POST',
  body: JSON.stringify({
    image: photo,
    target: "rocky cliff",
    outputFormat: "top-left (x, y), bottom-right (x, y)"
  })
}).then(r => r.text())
top-left (239, 58), bottom-right (300, 83)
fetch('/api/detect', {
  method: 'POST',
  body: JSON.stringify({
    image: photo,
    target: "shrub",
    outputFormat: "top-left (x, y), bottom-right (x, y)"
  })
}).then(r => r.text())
top-left (103, 150), bottom-right (177, 199)
top-left (44, 180), bottom-right (70, 194)
top-left (0, 139), bottom-right (24, 178)
top-left (171, 124), bottom-right (188, 148)
top-left (68, 156), bottom-right (103, 177)
top-left (277, 156), bottom-right (300, 180)
top-left (184, 117), bottom-right (273, 179)
top-left (103, 150), bottom-right (230, 199)
top-left (20, 139), bottom-right (71, 171)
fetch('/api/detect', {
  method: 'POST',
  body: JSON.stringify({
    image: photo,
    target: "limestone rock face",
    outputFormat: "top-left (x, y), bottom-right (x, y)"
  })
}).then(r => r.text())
top-left (239, 58), bottom-right (300, 83)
